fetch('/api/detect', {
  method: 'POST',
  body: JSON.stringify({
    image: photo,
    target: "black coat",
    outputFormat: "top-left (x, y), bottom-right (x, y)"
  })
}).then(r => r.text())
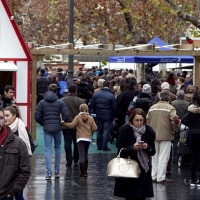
top-left (77, 82), bottom-right (93, 103)
top-left (118, 89), bottom-right (136, 114)
top-left (136, 93), bottom-right (152, 114)
top-left (114, 124), bottom-right (156, 199)
top-left (182, 105), bottom-right (200, 137)
top-left (0, 95), bottom-right (13, 108)
top-left (37, 75), bottom-right (50, 95)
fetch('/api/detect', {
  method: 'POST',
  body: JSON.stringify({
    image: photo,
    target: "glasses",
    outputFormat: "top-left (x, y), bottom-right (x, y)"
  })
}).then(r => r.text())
top-left (133, 119), bottom-right (144, 123)
top-left (0, 116), bottom-right (5, 120)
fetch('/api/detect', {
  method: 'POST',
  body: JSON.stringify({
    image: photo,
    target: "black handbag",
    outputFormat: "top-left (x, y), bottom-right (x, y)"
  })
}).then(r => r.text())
top-left (26, 127), bottom-right (36, 153)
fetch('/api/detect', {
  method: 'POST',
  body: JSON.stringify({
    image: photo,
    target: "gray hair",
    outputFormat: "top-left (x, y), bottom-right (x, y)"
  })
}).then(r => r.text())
top-left (159, 91), bottom-right (170, 102)
top-left (97, 79), bottom-right (105, 88)
top-left (176, 90), bottom-right (185, 100)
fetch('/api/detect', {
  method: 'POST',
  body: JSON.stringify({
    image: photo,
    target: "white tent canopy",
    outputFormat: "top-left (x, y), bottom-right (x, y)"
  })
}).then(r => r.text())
top-left (153, 63), bottom-right (193, 71)
top-left (0, 62), bottom-right (18, 71)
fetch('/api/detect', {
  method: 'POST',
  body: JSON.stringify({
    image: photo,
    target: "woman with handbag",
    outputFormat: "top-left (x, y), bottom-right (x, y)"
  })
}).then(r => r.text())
top-left (114, 108), bottom-right (156, 200)
top-left (4, 105), bottom-right (33, 200)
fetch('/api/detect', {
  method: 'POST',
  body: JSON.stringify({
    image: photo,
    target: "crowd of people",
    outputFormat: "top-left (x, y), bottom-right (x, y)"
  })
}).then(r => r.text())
top-left (34, 65), bottom-right (199, 199)
top-left (0, 65), bottom-right (198, 199)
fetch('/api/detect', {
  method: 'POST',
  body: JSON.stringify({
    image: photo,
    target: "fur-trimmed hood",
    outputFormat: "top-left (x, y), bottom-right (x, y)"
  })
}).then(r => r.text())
top-left (188, 104), bottom-right (200, 113)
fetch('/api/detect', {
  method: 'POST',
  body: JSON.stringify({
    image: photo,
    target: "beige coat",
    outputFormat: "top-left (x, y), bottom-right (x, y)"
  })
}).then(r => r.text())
top-left (63, 112), bottom-right (97, 139)
top-left (147, 101), bottom-right (180, 141)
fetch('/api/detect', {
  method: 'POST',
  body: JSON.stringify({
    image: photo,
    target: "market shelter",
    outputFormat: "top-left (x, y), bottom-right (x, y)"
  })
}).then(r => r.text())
top-left (0, 0), bottom-right (32, 128)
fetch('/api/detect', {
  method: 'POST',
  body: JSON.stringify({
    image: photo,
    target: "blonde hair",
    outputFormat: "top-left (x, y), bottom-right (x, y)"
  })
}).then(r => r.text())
top-left (97, 79), bottom-right (105, 88)
top-left (79, 104), bottom-right (88, 122)
top-left (4, 104), bottom-right (23, 121)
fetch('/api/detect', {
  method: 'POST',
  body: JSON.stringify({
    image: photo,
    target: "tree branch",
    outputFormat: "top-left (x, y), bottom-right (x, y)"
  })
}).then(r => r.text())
top-left (165, 0), bottom-right (200, 28)
top-left (117, 0), bottom-right (135, 43)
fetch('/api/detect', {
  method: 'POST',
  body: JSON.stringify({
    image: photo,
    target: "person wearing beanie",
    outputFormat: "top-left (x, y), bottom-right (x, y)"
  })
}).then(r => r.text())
top-left (134, 84), bottom-right (152, 114)
top-left (153, 82), bottom-right (176, 105)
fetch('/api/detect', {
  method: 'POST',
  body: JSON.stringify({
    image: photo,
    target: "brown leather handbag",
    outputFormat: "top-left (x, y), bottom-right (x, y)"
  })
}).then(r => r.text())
top-left (107, 148), bottom-right (140, 178)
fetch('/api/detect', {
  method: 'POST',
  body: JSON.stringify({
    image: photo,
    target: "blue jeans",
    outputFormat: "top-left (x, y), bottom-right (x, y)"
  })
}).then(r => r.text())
top-left (15, 189), bottom-right (24, 200)
top-left (44, 132), bottom-right (61, 175)
top-left (96, 120), bottom-right (113, 150)
top-left (62, 129), bottom-right (79, 165)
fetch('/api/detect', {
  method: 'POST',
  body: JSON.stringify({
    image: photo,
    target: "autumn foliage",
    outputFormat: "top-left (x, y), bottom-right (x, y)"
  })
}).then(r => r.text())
top-left (5, 0), bottom-right (200, 46)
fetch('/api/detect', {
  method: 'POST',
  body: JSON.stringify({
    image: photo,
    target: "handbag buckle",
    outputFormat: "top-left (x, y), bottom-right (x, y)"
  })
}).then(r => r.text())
top-left (127, 156), bottom-right (132, 164)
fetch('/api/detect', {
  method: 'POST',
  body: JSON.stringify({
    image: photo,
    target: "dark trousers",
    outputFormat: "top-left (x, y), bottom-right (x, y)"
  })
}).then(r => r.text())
top-left (96, 120), bottom-right (113, 150)
top-left (37, 94), bottom-right (44, 104)
top-left (3, 197), bottom-right (14, 200)
top-left (116, 115), bottom-right (125, 129)
top-left (125, 198), bottom-right (145, 200)
top-left (190, 136), bottom-right (200, 181)
top-left (191, 146), bottom-right (200, 181)
top-left (116, 115), bottom-right (126, 147)
top-left (167, 145), bottom-right (172, 173)
top-left (62, 129), bottom-right (79, 165)
top-left (77, 141), bottom-right (90, 163)
top-left (15, 189), bottom-right (24, 200)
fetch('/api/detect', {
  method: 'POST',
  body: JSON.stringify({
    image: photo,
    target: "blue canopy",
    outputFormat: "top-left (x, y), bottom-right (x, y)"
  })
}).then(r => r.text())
top-left (148, 36), bottom-right (171, 50)
top-left (108, 56), bottom-right (135, 63)
top-left (108, 56), bottom-right (194, 63)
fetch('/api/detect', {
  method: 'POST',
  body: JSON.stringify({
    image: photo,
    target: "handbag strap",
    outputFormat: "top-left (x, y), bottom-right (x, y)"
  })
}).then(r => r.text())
top-left (117, 148), bottom-right (124, 158)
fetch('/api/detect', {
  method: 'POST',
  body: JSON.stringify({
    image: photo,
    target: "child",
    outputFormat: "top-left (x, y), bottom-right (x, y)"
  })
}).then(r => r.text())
top-left (62, 104), bottom-right (97, 178)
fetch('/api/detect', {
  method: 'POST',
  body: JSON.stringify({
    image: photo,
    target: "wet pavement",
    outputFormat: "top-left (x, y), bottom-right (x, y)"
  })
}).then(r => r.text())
top-left (23, 153), bottom-right (200, 200)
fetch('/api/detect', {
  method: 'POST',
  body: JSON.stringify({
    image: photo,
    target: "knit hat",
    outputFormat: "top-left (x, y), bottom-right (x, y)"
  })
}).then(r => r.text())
top-left (142, 84), bottom-right (151, 94)
top-left (161, 82), bottom-right (170, 90)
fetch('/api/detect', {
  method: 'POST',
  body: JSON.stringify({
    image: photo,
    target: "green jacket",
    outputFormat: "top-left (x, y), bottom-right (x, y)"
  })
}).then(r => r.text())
top-left (61, 94), bottom-right (85, 129)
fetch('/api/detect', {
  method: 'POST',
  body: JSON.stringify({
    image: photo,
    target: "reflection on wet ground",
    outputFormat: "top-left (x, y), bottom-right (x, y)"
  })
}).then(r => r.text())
top-left (24, 154), bottom-right (200, 200)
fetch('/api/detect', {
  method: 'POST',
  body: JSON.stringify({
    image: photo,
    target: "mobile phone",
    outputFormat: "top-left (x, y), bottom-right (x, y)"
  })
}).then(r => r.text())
top-left (138, 141), bottom-right (144, 144)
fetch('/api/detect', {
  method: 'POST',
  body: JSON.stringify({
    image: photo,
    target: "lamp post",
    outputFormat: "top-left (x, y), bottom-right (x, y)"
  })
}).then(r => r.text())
top-left (68, 0), bottom-right (74, 84)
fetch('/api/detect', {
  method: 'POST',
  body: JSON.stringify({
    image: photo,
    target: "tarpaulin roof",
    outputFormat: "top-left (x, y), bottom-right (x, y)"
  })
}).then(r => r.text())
top-left (147, 36), bottom-right (171, 50)
top-left (108, 56), bottom-right (194, 63)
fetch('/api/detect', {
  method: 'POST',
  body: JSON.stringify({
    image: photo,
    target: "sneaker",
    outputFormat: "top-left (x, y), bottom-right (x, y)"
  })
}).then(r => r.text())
top-left (197, 181), bottom-right (200, 187)
top-left (190, 180), bottom-right (199, 187)
top-left (55, 172), bottom-right (60, 178)
top-left (46, 175), bottom-right (51, 180)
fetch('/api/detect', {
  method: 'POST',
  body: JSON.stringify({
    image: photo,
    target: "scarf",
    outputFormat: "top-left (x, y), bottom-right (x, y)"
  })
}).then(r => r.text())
top-left (130, 124), bottom-right (149, 173)
top-left (9, 118), bottom-right (32, 156)
top-left (0, 126), bottom-right (7, 146)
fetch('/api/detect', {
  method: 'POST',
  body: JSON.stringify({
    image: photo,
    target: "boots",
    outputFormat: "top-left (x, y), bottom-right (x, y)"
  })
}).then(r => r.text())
top-left (84, 160), bottom-right (88, 177)
top-left (79, 162), bottom-right (85, 179)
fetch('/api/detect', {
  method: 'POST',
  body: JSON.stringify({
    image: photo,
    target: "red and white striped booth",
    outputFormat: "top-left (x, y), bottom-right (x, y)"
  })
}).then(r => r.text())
top-left (0, 0), bottom-right (32, 128)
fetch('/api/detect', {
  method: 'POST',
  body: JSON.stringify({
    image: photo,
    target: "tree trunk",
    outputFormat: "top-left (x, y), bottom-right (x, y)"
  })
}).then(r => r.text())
top-left (136, 63), bottom-right (145, 83)
top-left (159, 64), bottom-right (167, 79)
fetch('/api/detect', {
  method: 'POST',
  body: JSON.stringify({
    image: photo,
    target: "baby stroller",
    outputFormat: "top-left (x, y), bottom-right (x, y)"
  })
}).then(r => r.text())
top-left (177, 125), bottom-right (191, 168)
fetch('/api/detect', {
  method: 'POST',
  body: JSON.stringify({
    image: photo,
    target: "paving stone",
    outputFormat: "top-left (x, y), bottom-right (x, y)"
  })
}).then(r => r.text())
top-left (23, 154), bottom-right (200, 200)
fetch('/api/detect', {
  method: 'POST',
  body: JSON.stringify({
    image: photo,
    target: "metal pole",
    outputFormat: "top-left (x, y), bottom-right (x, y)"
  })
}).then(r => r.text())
top-left (68, 0), bottom-right (74, 84)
